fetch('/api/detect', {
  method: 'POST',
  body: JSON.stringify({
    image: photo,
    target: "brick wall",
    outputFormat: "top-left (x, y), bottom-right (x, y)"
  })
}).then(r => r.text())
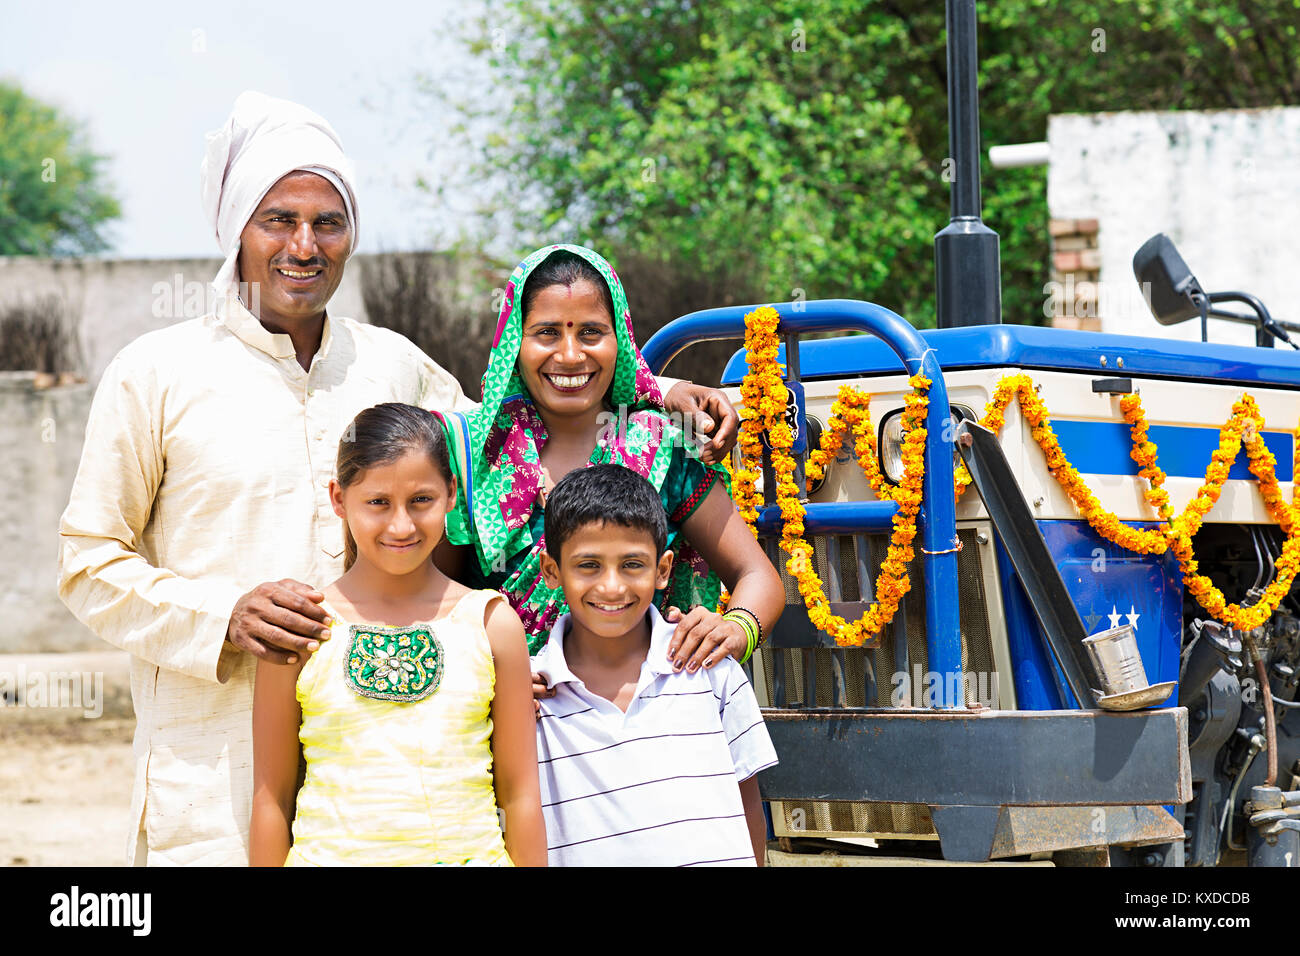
top-left (1047, 217), bottom-right (1102, 331)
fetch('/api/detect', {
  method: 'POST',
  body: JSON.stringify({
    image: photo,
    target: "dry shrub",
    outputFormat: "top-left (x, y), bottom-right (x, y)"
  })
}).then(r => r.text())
top-left (359, 251), bottom-right (497, 398)
top-left (0, 295), bottom-right (83, 374)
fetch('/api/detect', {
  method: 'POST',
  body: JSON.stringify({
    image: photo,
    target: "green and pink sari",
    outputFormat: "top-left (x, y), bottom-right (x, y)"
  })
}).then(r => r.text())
top-left (442, 244), bottom-right (727, 651)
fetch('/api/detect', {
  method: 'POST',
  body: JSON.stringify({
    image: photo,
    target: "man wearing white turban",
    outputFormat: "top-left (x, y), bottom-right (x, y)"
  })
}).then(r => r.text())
top-left (57, 91), bottom-right (738, 866)
top-left (199, 92), bottom-right (357, 296)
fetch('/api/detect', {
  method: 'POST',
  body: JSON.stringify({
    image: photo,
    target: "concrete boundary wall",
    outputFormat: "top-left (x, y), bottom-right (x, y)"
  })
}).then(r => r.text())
top-left (0, 255), bottom-right (370, 386)
top-left (0, 250), bottom-right (482, 654)
top-left (0, 373), bottom-right (93, 651)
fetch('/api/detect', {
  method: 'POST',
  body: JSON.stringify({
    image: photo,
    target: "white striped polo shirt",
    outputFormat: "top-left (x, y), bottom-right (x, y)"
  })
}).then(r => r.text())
top-left (531, 605), bottom-right (778, 867)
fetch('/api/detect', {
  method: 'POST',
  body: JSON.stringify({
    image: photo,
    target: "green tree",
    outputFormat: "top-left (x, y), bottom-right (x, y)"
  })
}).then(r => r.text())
top-left (0, 82), bottom-right (121, 255)
top-left (437, 0), bottom-right (1299, 327)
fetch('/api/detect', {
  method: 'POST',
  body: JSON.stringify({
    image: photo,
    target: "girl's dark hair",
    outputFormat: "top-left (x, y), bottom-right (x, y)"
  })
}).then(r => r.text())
top-left (336, 402), bottom-right (453, 572)
top-left (521, 249), bottom-right (616, 321)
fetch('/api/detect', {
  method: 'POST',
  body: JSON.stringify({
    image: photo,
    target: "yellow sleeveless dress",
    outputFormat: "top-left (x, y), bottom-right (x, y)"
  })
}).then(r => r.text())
top-left (285, 588), bottom-right (512, 866)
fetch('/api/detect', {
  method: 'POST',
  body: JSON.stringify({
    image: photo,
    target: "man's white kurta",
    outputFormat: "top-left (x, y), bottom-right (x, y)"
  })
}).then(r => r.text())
top-left (57, 292), bottom-right (472, 866)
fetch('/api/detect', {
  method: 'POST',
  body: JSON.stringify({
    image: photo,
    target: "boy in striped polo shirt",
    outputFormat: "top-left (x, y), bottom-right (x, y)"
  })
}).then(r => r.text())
top-left (531, 465), bottom-right (778, 866)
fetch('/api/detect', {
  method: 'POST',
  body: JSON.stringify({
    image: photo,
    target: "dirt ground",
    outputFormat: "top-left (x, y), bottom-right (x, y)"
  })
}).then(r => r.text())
top-left (0, 715), bottom-right (135, 867)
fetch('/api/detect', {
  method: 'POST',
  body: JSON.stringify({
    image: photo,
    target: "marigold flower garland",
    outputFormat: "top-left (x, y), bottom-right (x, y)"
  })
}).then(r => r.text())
top-left (732, 307), bottom-right (783, 535)
top-left (805, 385), bottom-right (899, 502)
top-left (1161, 394), bottom-right (1300, 631)
top-left (945, 376), bottom-right (1298, 631)
top-left (975, 376), bottom-right (1170, 555)
top-left (732, 306), bottom-right (928, 647)
top-left (736, 317), bottom-right (1300, 639)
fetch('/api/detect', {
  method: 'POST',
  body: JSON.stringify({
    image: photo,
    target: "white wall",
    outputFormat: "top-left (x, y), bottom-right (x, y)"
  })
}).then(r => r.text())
top-left (1047, 107), bottom-right (1300, 346)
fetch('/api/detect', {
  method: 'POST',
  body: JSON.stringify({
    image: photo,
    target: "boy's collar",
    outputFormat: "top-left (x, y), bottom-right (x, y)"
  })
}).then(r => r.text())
top-left (532, 619), bottom-right (576, 690)
top-left (644, 605), bottom-right (678, 676)
top-left (533, 604), bottom-right (677, 688)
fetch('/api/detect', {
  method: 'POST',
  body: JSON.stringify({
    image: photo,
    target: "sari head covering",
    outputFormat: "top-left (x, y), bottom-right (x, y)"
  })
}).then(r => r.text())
top-left (443, 243), bottom-right (726, 642)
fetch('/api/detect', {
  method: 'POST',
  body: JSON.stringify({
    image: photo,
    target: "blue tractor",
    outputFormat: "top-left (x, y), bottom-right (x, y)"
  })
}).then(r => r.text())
top-left (640, 0), bottom-right (1300, 867)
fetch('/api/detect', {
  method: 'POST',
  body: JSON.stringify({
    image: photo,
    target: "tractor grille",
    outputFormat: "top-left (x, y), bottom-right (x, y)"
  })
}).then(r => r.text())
top-left (759, 526), bottom-right (995, 708)
top-left (776, 800), bottom-right (936, 838)
top-left (757, 526), bottom-right (999, 840)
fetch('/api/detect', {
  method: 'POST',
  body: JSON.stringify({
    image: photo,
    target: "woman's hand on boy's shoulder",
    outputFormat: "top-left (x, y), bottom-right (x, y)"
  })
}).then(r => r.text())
top-left (664, 606), bottom-right (747, 674)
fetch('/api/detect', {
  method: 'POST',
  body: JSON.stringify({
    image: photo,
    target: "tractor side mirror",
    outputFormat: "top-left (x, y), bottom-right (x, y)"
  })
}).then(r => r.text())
top-left (1132, 233), bottom-right (1205, 326)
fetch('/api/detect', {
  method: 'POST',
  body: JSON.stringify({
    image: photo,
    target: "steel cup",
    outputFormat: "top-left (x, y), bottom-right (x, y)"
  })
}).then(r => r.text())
top-left (1082, 624), bottom-right (1151, 697)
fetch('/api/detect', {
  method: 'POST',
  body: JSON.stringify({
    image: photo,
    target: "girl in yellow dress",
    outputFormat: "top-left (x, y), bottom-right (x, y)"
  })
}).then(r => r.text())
top-left (250, 402), bottom-right (545, 866)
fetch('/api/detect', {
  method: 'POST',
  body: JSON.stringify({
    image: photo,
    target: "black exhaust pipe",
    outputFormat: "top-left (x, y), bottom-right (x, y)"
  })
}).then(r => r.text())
top-left (935, 0), bottom-right (1002, 329)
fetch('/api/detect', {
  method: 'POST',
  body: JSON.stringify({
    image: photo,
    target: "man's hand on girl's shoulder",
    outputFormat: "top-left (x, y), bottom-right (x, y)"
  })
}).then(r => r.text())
top-left (227, 578), bottom-right (332, 665)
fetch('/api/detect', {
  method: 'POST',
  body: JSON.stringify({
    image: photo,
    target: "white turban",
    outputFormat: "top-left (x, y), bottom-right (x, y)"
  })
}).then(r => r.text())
top-left (200, 90), bottom-right (360, 296)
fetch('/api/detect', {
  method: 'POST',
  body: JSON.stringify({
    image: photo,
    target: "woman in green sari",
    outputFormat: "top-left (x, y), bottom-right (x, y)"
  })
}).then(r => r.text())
top-left (437, 243), bottom-right (782, 670)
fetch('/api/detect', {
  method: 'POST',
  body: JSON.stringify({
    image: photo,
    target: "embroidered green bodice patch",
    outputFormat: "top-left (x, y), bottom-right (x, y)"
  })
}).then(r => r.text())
top-left (344, 624), bottom-right (445, 702)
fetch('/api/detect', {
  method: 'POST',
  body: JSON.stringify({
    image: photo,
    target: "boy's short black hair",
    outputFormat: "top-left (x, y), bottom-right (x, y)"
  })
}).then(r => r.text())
top-left (545, 464), bottom-right (668, 560)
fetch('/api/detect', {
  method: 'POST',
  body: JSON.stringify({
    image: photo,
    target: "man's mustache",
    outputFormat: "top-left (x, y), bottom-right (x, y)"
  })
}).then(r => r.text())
top-left (272, 258), bottom-right (327, 269)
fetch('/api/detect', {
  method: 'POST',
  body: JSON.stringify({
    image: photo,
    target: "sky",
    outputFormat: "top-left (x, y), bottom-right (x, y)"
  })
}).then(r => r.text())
top-left (0, 0), bottom-right (497, 258)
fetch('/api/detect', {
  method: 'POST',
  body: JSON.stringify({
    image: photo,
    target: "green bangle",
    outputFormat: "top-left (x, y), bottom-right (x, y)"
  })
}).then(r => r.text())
top-left (736, 630), bottom-right (756, 665)
top-left (723, 611), bottom-right (759, 664)
top-left (723, 610), bottom-right (756, 644)
top-left (725, 606), bottom-right (764, 647)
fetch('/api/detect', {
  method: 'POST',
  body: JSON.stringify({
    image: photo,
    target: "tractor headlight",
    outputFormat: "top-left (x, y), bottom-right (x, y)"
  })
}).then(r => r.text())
top-left (879, 410), bottom-right (908, 485)
top-left (878, 404), bottom-right (976, 486)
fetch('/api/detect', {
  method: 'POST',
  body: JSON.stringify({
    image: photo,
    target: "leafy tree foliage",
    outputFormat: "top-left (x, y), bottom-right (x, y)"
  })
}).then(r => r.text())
top-left (0, 82), bottom-right (121, 255)
top-left (444, 0), bottom-right (1298, 326)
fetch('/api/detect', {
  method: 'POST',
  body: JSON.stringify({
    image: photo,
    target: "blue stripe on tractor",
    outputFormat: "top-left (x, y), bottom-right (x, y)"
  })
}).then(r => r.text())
top-left (1052, 420), bottom-right (1294, 482)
